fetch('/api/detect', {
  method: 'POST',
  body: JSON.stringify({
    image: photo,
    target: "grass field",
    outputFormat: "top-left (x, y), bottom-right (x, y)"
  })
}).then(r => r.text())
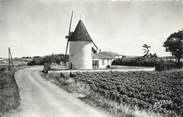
top-left (44, 69), bottom-right (183, 117)
top-left (0, 66), bottom-right (20, 116)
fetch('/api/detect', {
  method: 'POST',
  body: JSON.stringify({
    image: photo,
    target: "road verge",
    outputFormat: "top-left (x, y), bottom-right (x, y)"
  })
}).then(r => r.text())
top-left (0, 69), bottom-right (20, 116)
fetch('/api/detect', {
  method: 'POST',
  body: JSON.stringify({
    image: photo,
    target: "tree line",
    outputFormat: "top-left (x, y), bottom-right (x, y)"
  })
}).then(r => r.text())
top-left (27, 54), bottom-right (68, 65)
top-left (112, 29), bottom-right (183, 70)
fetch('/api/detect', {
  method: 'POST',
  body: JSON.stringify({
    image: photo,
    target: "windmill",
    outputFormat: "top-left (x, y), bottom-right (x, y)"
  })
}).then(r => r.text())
top-left (64, 11), bottom-right (99, 60)
top-left (64, 12), bottom-right (99, 69)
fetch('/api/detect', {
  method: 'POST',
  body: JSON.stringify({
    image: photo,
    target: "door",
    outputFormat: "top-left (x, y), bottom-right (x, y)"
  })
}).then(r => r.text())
top-left (92, 60), bottom-right (99, 69)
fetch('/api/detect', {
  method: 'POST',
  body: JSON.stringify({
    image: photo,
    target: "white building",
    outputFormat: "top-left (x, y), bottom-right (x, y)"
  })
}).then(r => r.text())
top-left (92, 51), bottom-right (123, 69)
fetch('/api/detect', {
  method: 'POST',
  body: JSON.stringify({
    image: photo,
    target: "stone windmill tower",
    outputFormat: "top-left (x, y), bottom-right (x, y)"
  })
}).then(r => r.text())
top-left (65, 12), bottom-right (98, 69)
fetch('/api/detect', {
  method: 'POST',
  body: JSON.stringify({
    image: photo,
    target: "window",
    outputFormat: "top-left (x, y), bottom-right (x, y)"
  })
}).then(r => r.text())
top-left (93, 60), bottom-right (99, 69)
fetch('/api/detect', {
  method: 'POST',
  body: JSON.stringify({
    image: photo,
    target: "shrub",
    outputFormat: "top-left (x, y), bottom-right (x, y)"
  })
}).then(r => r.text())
top-left (112, 57), bottom-right (158, 67)
top-left (155, 60), bottom-right (178, 71)
top-left (42, 63), bottom-right (50, 73)
top-left (106, 65), bottom-right (110, 69)
top-left (0, 67), bottom-right (6, 71)
top-left (28, 54), bottom-right (69, 65)
top-left (112, 57), bottom-right (180, 71)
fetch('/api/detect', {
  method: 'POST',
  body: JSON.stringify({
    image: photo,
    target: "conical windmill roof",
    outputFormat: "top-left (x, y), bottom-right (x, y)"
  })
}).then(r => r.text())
top-left (68, 20), bottom-right (92, 42)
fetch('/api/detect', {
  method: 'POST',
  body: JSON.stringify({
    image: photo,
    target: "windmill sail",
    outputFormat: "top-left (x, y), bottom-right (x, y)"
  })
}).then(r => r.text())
top-left (92, 47), bottom-right (97, 54)
top-left (65, 11), bottom-right (74, 57)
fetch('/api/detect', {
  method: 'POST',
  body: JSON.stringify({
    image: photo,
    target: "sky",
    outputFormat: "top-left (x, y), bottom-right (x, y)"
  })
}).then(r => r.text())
top-left (0, 0), bottom-right (183, 58)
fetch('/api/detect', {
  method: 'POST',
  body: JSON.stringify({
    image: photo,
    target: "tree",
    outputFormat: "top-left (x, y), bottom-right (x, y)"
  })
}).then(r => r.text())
top-left (163, 30), bottom-right (183, 66)
top-left (142, 44), bottom-right (151, 57)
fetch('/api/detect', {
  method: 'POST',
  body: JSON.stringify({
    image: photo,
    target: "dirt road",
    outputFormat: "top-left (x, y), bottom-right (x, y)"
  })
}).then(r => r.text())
top-left (4, 66), bottom-right (110, 117)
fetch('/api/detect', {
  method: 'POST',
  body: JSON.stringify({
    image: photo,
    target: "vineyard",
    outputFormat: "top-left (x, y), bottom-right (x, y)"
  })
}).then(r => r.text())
top-left (57, 70), bottom-right (183, 116)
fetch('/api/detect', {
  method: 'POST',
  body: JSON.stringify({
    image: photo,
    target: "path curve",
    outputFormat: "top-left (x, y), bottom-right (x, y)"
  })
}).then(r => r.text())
top-left (3, 66), bottom-right (110, 117)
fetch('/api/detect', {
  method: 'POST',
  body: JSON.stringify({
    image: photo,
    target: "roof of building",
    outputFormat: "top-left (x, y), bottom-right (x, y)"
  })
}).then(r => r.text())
top-left (93, 53), bottom-right (114, 59)
top-left (68, 20), bottom-right (92, 42)
top-left (92, 51), bottom-right (123, 59)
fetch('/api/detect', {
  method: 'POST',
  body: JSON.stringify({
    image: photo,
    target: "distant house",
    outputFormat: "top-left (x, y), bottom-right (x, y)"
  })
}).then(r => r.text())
top-left (92, 51), bottom-right (124, 69)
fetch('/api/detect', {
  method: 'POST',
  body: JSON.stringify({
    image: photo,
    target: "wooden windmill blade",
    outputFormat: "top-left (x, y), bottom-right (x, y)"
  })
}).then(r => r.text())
top-left (65, 11), bottom-right (74, 57)
top-left (92, 47), bottom-right (97, 54)
top-left (65, 40), bottom-right (69, 56)
top-left (92, 39), bottom-right (98, 50)
top-left (68, 11), bottom-right (74, 36)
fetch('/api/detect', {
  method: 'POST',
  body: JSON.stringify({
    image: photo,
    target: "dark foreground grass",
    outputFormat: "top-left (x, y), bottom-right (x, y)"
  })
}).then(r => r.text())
top-left (0, 69), bottom-right (20, 116)
top-left (43, 70), bottom-right (183, 117)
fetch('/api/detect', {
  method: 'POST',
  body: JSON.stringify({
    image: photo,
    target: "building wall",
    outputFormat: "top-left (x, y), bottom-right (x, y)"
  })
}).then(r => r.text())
top-left (93, 59), bottom-right (113, 69)
top-left (69, 41), bottom-right (92, 69)
top-left (99, 59), bottom-right (113, 68)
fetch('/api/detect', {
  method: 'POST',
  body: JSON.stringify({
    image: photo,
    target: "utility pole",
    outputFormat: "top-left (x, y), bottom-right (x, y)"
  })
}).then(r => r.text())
top-left (8, 47), bottom-right (14, 71)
